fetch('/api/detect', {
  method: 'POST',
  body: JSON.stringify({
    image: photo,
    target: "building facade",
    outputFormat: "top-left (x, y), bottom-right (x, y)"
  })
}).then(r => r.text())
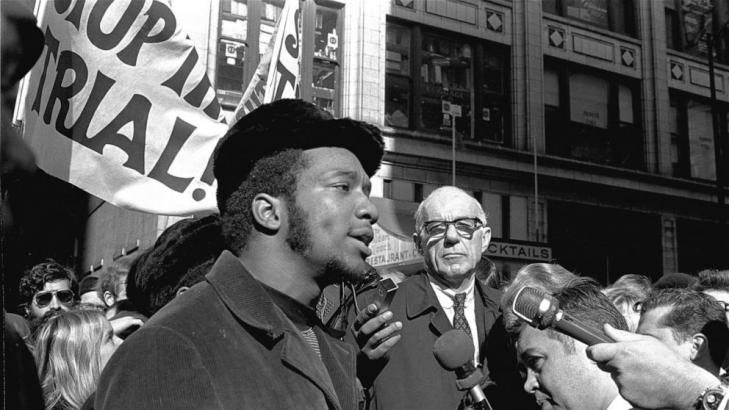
top-left (61, 0), bottom-right (729, 285)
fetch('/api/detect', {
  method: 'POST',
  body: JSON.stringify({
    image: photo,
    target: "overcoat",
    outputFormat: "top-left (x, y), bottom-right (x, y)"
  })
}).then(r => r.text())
top-left (95, 250), bottom-right (360, 410)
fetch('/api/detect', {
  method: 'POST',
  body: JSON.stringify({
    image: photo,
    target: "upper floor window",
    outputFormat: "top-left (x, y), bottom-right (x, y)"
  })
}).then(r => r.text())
top-left (215, 0), bottom-right (342, 115)
top-left (543, 0), bottom-right (637, 37)
top-left (664, 0), bottom-right (729, 65)
top-left (544, 60), bottom-right (643, 169)
top-left (385, 22), bottom-right (510, 145)
top-left (669, 91), bottom-right (727, 181)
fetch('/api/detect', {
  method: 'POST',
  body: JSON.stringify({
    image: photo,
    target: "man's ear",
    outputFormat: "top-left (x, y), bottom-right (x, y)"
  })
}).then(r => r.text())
top-left (413, 232), bottom-right (423, 255)
top-left (690, 333), bottom-right (708, 362)
top-left (175, 286), bottom-right (190, 297)
top-left (251, 193), bottom-right (284, 231)
top-left (480, 226), bottom-right (492, 253)
top-left (103, 290), bottom-right (116, 308)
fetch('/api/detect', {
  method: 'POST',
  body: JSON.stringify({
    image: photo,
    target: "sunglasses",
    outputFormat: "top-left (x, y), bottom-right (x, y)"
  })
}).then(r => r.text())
top-left (33, 289), bottom-right (75, 308)
top-left (421, 218), bottom-right (484, 240)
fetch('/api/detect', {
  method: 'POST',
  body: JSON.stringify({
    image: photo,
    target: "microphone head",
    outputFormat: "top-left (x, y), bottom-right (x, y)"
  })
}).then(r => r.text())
top-left (433, 330), bottom-right (474, 371)
top-left (512, 286), bottom-right (559, 329)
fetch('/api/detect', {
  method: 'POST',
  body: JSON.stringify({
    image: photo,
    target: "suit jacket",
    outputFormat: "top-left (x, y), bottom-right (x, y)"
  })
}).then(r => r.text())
top-left (95, 251), bottom-right (360, 410)
top-left (359, 272), bottom-right (502, 410)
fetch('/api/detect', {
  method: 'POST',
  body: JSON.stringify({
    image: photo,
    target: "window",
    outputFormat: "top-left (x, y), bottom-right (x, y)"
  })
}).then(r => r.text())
top-left (669, 91), bottom-right (726, 181)
top-left (216, 0), bottom-right (249, 108)
top-left (543, 0), bottom-right (636, 37)
top-left (544, 60), bottom-right (643, 169)
top-left (481, 192), bottom-right (503, 238)
top-left (664, 1), bottom-right (729, 64)
top-left (214, 0), bottom-right (343, 114)
top-left (385, 22), bottom-right (510, 145)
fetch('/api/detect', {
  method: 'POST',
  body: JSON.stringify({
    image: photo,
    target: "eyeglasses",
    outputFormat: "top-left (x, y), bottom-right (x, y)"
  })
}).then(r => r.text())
top-left (421, 218), bottom-right (484, 240)
top-left (33, 289), bottom-right (75, 308)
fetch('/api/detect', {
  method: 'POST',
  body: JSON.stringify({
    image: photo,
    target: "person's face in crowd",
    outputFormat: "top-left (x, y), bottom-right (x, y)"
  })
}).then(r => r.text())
top-left (28, 279), bottom-right (74, 319)
top-left (416, 190), bottom-right (490, 289)
top-left (518, 326), bottom-right (613, 410)
top-left (615, 300), bottom-right (641, 333)
top-left (99, 319), bottom-right (123, 370)
top-left (80, 290), bottom-right (106, 309)
top-left (115, 278), bottom-right (128, 301)
top-left (636, 306), bottom-right (693, 361)
top-left (286, 147), bottom-right (378, 285)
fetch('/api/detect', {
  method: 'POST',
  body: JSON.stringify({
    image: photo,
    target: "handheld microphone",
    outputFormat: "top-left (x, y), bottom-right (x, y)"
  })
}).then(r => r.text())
top-left (512, 286), bottom-right (610, 345)
top-left (433, 330), bottom-right (493, 410)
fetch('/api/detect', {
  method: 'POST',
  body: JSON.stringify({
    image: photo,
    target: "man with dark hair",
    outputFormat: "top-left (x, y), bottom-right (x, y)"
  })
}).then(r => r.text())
top-left (505, 277), bottom-right (632, 410)
top-left (637, 288), bottom-right (729, 376)
top-left (96, 99), bottom-right (398, 409)
top-left (78, 275), bottom-right (105, 309)
top-left (18, 260), bottom-right (78, 321)
top-left (695, 269), bottom-right (729, 317)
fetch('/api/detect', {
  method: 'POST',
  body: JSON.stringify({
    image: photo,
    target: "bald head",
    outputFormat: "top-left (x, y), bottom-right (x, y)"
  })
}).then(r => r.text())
top-left (414, 186), bottom-right (486, 232)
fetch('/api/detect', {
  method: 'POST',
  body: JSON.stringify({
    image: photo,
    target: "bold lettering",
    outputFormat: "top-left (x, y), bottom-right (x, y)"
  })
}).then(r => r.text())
top-left (148, 117), bottom-right (195, 192)
top-left (184, 75), bottom-right (211, 107)
top-left (161, 47), bottom-right (197, 96)
top-left (87, 0), bottom-right (143, 51)
top-left (65, 0), bottom-right (86, 29)
top-left (54, 0), bottom-right (73, 14)
top-left (273, 61), bottom-right (296, 101)
top-left (69, 71), bottom-right (115, 142)
top-left (284, 9), bottom-right (300, 58)
top-left (117, 0), bottom-right (176, 66)
top-left (517, 247), bottom-right (527, 257)
top-left (44, 50), bottom-right (88, 130)
top-left (203, 97), bottom-right (222, 120)
top-left (89, 94), bottom-right (150, 174)
top-left (32, 27), bottom-right (60, 114)
top-left (199, 148), bottom-right (216, 186)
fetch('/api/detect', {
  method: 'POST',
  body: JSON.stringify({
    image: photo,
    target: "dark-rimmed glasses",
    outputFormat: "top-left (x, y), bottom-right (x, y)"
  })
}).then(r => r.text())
top-left (33, 289), bottom-right (75, 308)
top-left (421, 218), bottom-right (484, 240)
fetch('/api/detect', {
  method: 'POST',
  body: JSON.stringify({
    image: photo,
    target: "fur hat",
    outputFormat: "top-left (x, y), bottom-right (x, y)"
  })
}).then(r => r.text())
top-left (213, 99), bottom-right (384, 213)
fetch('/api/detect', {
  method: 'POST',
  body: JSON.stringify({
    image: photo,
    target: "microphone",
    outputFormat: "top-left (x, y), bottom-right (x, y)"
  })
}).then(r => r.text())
top-left (512, 286), bottom-right (610, 345)
top-left (433, 330), bottom-right (493, 410)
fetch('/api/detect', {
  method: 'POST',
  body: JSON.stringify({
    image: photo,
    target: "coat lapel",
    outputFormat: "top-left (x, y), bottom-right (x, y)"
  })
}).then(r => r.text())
top-left (405, 272), bottom-right (453, 337)
top-left (206, 251), bottom-right (343, 409)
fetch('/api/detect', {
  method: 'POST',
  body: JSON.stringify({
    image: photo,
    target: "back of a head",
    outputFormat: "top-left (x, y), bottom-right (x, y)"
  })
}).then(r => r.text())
top-left (695, 269), bottom-right (729, 292)
top-left (555, 278), bottom-right (629, 334)
top-left (127, 214), bottom-right (225, 317)
top-left (642, 288), bottom-right (729, 368)
top-left (653, 272), bottom-right (697, 290)
top-left (19, 260), bottom-right (78, 305)
top-left (33, 309), bottom-right (108, 409)
top-left (99, 255), bottom-right (136, 300)
top-left (501, 263), bottom-right (577, 332)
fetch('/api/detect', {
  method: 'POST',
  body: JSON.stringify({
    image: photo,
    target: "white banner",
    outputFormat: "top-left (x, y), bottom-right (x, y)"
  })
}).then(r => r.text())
top-left (231, 0), bottom-right (300, 125)
top-left (22, 0), bottom-right (227, 215)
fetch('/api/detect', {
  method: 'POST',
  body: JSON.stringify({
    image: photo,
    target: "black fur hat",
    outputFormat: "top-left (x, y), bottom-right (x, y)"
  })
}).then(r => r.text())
top-left (213, 99), bottom-right (384, 213)
top-left (127, 214), bottom-right (225, 316)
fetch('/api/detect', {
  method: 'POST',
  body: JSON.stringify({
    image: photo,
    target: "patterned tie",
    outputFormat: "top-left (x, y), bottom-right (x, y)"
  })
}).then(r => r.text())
top-left (452, 293), bottom-right (471, 336)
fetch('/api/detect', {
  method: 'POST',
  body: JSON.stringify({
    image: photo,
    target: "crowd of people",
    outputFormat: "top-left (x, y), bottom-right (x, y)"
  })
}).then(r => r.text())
top-left (3, 1), bottom-right (729, 409)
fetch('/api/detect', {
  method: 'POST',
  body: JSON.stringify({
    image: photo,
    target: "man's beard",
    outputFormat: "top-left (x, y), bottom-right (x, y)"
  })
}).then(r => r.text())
top-left (285, 201), bottom-right (369, 285)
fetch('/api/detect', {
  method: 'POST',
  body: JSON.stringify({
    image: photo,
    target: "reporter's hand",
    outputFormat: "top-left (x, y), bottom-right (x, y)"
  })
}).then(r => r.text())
top-left (109, 316), bottom-right (144, 336)
top-left (586, 324), bottom-right (718, 409)
top-left (351, 303), bottom-right (402, 361)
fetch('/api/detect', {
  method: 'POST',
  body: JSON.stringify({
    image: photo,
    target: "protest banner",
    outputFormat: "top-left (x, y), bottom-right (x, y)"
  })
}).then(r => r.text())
top-left (231, 0), bottom-right (300, 124)
top-left (21, 0), bottom-right (228, 215)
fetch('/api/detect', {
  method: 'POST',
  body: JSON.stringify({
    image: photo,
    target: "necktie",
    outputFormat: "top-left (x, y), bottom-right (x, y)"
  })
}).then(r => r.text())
top-left (452, 293), bottom-right (471, 336)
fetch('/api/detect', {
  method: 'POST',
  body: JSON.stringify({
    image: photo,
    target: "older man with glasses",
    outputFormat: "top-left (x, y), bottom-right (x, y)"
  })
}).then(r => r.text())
top-left (18, 260), bottom-right (78, 322)
top-left (353, 186), bottom-right (533, 410)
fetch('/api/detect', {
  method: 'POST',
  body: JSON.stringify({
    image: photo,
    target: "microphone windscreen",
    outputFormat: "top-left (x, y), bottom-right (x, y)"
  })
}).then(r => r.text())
top-left (433, 330), bottom-right (474, 371)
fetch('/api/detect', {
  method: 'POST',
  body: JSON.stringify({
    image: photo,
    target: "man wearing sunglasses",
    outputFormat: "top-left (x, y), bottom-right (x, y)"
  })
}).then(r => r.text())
top-left (357, 186), bottom-right (516, 410)
top-left (18, 260), bottom-right (78, 321)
